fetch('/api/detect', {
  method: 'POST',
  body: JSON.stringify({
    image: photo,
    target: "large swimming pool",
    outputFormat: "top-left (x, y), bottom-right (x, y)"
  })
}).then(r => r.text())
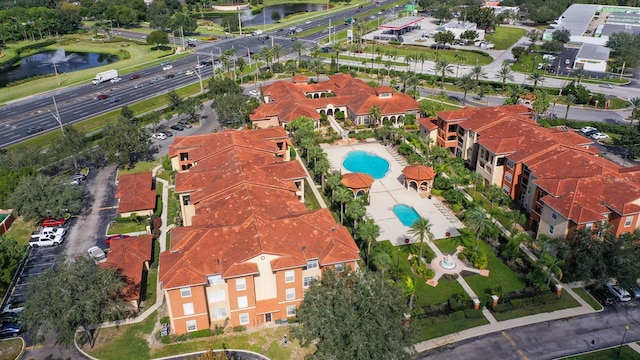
top-left (342, 151), bottom-right (390, 179)
top-left (393, 204), bottom-right (420, 227)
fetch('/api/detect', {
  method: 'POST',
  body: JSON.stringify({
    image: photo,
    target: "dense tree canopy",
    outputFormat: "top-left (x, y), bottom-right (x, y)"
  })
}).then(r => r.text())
top-left (100, 116), bottom-right (152, 167)
top-left (8, 174), bottom-right (83, 220)
top-left (607, 32), bottom-right (640, 68)
top-left (21, 257), bottom-right (129, 348)
top-left (294, 269), bottom-right (416, 360)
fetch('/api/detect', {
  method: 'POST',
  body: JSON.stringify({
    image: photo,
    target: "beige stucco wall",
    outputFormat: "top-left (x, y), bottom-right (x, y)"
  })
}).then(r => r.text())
top-left (538, 204), bottom-right (570, 239)
top-left (249, 254), bottom-right (279, 301)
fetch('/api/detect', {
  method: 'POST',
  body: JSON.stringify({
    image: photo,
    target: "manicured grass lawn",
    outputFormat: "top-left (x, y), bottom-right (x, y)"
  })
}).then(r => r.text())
top-left (141, 268), bottom-right (158, 309)
top-left (463, 240), bottom-right (526, 296)
top-left (4, 216), bottom-right (36, 247)
top-left (562, 346), bottom-right (640, 359)
top-left (492, 292), bottom-right (581, 321)
top-left (413, 317), bottom-right (489, 341)
top-left (304, 179), bottom-right (322, 210)
top-left (85, 313), bottom-right (156, 360)
top-left (362, 44), bottom-right (493, 66)
top-left (118, 159), bottom-right (161, 177)
top-left (0, 338), bottom-right (23, 360)
top-left (108, 220), bottom-right (148, 235)
top-left (421, 97), bottom-right (463, 111)
top-left (484, 27), bottom-right (527, 50)
top-left (573, 287), bottom-right (603, 311)
top-left (167, 189), bottom-right (180, 226)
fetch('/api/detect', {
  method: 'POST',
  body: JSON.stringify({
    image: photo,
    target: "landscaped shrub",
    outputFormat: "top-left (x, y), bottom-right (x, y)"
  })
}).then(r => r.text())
top-left (451, 310), bottom-right (465, 321)
top-left (184, 329), bottom-right (214, 339)
top-left (493, 303), bottom-right (513, 312)
top-left (433, 175), bottom-right (453, 191)
top-left (160, 316), bottom-right (170, 324)
top-left (461, 248), bottom-right (488, 270)
top-left (510, 298), bottom-right (524, 308)
top-left (463, 308), bottom-right (484, 318)
top-left (232, 325), bottom-right (246, 332)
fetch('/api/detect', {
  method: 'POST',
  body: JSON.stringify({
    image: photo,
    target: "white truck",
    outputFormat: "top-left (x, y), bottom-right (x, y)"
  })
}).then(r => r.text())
top-left (252, 30), bottom-right (263, 36)
top-left (92, 69), bottom-right (118, 85)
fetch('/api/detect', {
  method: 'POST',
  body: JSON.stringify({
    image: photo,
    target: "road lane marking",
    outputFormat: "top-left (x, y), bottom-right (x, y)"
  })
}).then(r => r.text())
top-left (502, 331), bottom-right (529, 360)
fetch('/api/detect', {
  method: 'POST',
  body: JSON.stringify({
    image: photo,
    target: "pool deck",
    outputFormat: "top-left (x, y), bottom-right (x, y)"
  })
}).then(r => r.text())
top-left (321, 141), bottom-right (464, 246)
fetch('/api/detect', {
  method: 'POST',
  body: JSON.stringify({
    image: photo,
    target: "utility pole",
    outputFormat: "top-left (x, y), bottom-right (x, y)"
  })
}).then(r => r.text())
top-left (211, 50), bottom-right (216, 78)
top-left (52, 61), bottom-right (60, 87)
top-left (180, 26), bottom-right (185, 50)
top-left (238, 12), bottom-right (242, 36)
top-left (50, 95), bottom-right (65, 134)
top-left (196, 54), bottom-right (203, 94)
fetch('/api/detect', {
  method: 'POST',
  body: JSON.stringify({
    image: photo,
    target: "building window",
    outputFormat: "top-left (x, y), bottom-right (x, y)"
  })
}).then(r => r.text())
top-left (211, 307), bottom-right (227, 319)
top-left (237, 296), bottom-right (248, 309)
top-left (285, 270), bottom-right (295, 283)
top-left (210, 290), bottom-right (225, 302)
top-left (286, 305), bottom-right (296, 317)
top-left (506, 160), bottom-right (515, 169)
top-left (207, 275), bottom-right (223, 285)
top-left (286, 288), bottom-right (295, 300)
top-left (236, 278), bottom-right (246, 291)
top-left (306, 259), bottom-right (319, 269)
top-left (502, 185), bottom-right (510, 195)
top-left (585, 223), bottom-right (593, 230)
top-left (182, 195), bottom-right (191, 206)
top-left (186, 320), bottom-right (197, 332)
top-left (625, 216), bottom-right (633, 227)
top-left (549, 225), bottom-right (555, 235)
top-left (239, 313), bottom-right (250, 325)
top-left (183, 303), bottom-right (194, 315)
top-left (180, 287), bottom-right (191, 298)
top-left (335, 263), bottom-right (344, 272)
top-left (551, 212), bottom-right (557, 220)
top-left (504, 172), bottom-right (513, 183)
top-left (304, 276), bottom-right (319, 287)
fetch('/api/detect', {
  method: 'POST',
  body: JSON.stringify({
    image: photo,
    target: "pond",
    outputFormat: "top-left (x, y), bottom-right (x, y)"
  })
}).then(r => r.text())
top-left (0, 48), bottom-right (119, 87)
top-left (206, 3), bottom-right (329, 26)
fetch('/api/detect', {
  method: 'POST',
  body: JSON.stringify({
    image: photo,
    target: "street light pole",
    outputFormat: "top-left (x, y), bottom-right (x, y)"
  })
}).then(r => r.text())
top-left (196, 55), bottom-right (203, 94)
top-left (618, 326), bottom-right (630, 355)
top-left (49, 95), bottom-right (65, 135)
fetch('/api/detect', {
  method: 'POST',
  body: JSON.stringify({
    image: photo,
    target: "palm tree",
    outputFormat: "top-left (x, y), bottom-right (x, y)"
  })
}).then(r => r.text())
top-left (435, 59), bottom-right (453, 86)
top-left (403, 276), bottom-right (417, 310)
top-left (311, 57), bottom-right (324, 82)
top-left (325, 171), bottom-right (341, 196)
top-left (368, 105), bottom-right (382, 127)
top-left (285, 61), bottom-right (297, 76)
top-left (356, 218), bottom-right (380, 265)
top-left (235, 57), bottom-right (246, 83)
top-left (528, 72), bottom-right (545, 90)
top-left (540, 253), bottom-right (564, 288)
top-left (407, 217), bottom-right (433, 262)
top-left (258, 46), bottom-right (273, 68)
top-left (271, 43), bottom-right (284, 64)
top-left (371, 251), bottom-right (393, 277)
top-left (333, 186), bottom-right (352, 225)
top-left (573, 68), bottom-right (586, 85)
top-left (564, 94), bottom-right (577, 120)
top-left (495, 63), bottom-right (514, 94)
top-left (502, 231), bottom-right (529, 260)
top-left (470, 65), bottom-right (487, 84)
top-left (346, 200), bottom-right (366, 230)
top-left (309, 44), bottom-right (321, 59)
top-left (454, 52), bottom-right (466, 77)
top-left (456, 73), bottom-right (476, 103)
top-left (292, 41), bottom-right (305, 66)
top-left (629, 97), bottom-right (640, 127)
top-left (465, 206), bottom-right (492, 250)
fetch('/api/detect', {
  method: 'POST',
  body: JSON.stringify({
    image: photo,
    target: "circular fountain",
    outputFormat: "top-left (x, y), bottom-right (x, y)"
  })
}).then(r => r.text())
top-left (439, 254), bottom-right (456, 270)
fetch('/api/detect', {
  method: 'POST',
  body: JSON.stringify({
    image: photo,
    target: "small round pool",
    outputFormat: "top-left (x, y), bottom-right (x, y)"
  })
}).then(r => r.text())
top-left (342, 150), bottom-right (389, 179)
top-left (393, 204), bottom-right (420, 227)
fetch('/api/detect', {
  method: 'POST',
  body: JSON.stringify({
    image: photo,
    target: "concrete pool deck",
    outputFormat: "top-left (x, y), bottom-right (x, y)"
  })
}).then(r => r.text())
top-left (321, 141), bottom-right (464, 246)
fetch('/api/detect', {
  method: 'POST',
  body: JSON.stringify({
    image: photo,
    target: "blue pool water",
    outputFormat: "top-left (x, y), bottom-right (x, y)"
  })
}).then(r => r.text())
top-left (393, 204), bottom-right (421, 227)
top-left (342, 151), bottom-right (390, 179)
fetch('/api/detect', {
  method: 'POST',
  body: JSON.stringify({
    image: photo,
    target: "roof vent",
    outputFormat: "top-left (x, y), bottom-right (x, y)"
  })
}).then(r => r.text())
top-left (330, 227), bottom-right (338, 231)
top-left (216, 259), bottom-right (220, 265)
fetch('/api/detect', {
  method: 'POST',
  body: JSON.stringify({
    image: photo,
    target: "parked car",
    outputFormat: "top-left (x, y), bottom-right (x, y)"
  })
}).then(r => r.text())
top-left (249, 89), bottom-right (260, 97)
top-left (0, 312), bottom-right (18, 325)
top-left (152, 133), bottom-right (167, 140)
top-left (162, 130), bottom-right (173, 137)
top-left (106, 234), bottom-right (131, 246)
top-left (162, 64), bottom-right (173, 71)
top-left (171, 124), bottom-right (185, 131)
top-left (607, 282), bottom-right (631, 302)
top-left (26, 127), bottom-right (43, 134)
top-left (177, 120), bottom-right (192, 129)
top-left (41, 217), bottom-right (65, 227)
top-left (96, 94), bottom-right (110, 100)
top-left (590, 132), bottom-right (609, 140)
top-left (39, 226), bottom-right (67, 236)
top-left (589, 286), bottom-right (616, 306)
top-left (0, 322), bottom-right (23, 338)
top-left (29, 233), bottom-right (64, 248)
top-left (87, 246), bottom-right (107, 263)
top-left (130, 74), bottom-right (141, 80)
top-left (580, 126), bottom-right (598, 135)
top-left (632, 285), bottom-right (640, 299)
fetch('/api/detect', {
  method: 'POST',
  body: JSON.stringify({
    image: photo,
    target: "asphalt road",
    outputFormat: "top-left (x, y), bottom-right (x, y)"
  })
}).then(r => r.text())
top-left (418, 300), bottom-right (640, 360)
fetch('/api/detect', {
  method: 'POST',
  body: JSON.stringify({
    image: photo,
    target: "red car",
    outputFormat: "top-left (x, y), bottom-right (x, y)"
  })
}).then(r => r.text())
top-left (130, 74), bottom-right (140, 80)
top-left (106, 234), bottom-right (131, 246)
top-left (96, 94), bottom-right (109, 100)
top-left (41, 217), bottom-right (65, 227)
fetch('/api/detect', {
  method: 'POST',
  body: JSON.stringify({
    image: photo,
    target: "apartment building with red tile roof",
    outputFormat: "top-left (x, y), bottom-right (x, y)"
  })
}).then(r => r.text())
top-left (115, 172), bottom-right (156, 217)
top-left (430, 105), bottom-right (640, 239)
top-left (250, 74), bottom-right (419, 129)
top-left (161, 128), bottom-right (360, 335)
top-left (100, 235), bottom-right (153, 309)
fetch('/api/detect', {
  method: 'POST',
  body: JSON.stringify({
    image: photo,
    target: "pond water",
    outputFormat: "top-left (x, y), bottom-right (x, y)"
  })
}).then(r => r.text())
top-left (0, 48), bottom-right (119, 87)
top-left (207, 3), bottom-right (329, 26)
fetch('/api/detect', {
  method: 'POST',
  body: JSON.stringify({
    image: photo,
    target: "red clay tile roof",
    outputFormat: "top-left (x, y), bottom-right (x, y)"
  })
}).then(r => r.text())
top-left (100, 235), bottom-right (153, 301)
top-left (438, 104), bottom-right (531, 121)
top-left (402, 165), bottom-right (435, 181)
top-left (417, 117), bottom-right (438, 131)
top-left (160, 129), bottom-right (360, 290)
top-left (341, 172), bottom-right (374, 189)
top-left (292, 75), bottom-right (309, 83)
top-left (115, 172), bottom-right (156, 214)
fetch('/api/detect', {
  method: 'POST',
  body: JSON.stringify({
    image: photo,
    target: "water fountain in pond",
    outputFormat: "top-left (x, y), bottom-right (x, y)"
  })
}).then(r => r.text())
top-left (44, 48), bottom-right (75, 64)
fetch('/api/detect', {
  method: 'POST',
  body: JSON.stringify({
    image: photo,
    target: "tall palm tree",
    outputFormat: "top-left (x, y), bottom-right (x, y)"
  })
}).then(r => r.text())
top-left (528, 72), bottom-right (545, 90)
top-left (435, 59), bottom-right (453, 86)
top-left (465, 206), bottom-right (492, 250)
top-left (311, 57), bottom-right (324, 82)
top-left (325, 171), bottom-right (341, 196)
top-left (540, 253), bottom-right (564, 288)
top-left (271, 43), bottom-right (284, 64)
top-left (495, 63), bottom-right (514, 94)
top-left (368, 105), bottom-right (382, 127)
top-left (407, 217), bottom-right (433, 262)
top-left (258, 46), bottom-right (273, 68)
top-left (292, 40), bottom-right (306, 66)
top-left (573, 68), bottom-right (586, 85)
top-left (502, 231), bottom-right (529, 260)
top-left (404, 276), bottom-right (417, 310)
top-left (346, 200), bottom-right (366, 230)
top-left (453, 52), bottom-right (466, 77)
top-left (309, 44), bottom-right (321, 59)
top-left (629, 97), bottom-right (640, 127)
top-left (285, 61), bottom-right (297, 76)
top-left (371, 251), bottom-right (393, 277)
top-left (456, 73), bottom-right (476, 103)
top-left (356, 217), bottom-right (380, 264)
top-left (417, 52), bottom-right (428, 73)
top-left (564, 94), bottom-right (577, 120)
top-left (470, 65), bottom-right (487, 84)
top-left (333, 186), bottom-right (352, 225)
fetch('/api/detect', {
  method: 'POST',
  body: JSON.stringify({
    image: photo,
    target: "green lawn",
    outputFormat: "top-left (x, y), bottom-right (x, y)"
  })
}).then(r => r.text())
top-left (463, 240), bottom-right (526, 296)
top-left (561, 346), bottom-right (640, 359)
top-left (413, 317), bottom-right (489, 341)
top-left (573, 287), bottom-right (603, 311)
top-left (304, 179), bottom-right (322, 210)
top-left (141, 268), bottom-right (158, 309)
top-left (484, 27), bottom-right (527, 50)
top-left (108, 220), bottom-right (148, 235)
top-left (167, 189), bottom-right (180, 226)
top-left (85, 312), bottom-right (157, 360)
top-left (362, 44), bottom-right (493, 66)
top-left (118, 160), bottom-right (161, 177)
top-left (492, 292), bottom-right (581, 321)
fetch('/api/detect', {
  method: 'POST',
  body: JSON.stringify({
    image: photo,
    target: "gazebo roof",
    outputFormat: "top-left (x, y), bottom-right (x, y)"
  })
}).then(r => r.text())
top-left (341, 172), bottom-right (374, 189)
top-left (402, 165), bottom-right (435, 181)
